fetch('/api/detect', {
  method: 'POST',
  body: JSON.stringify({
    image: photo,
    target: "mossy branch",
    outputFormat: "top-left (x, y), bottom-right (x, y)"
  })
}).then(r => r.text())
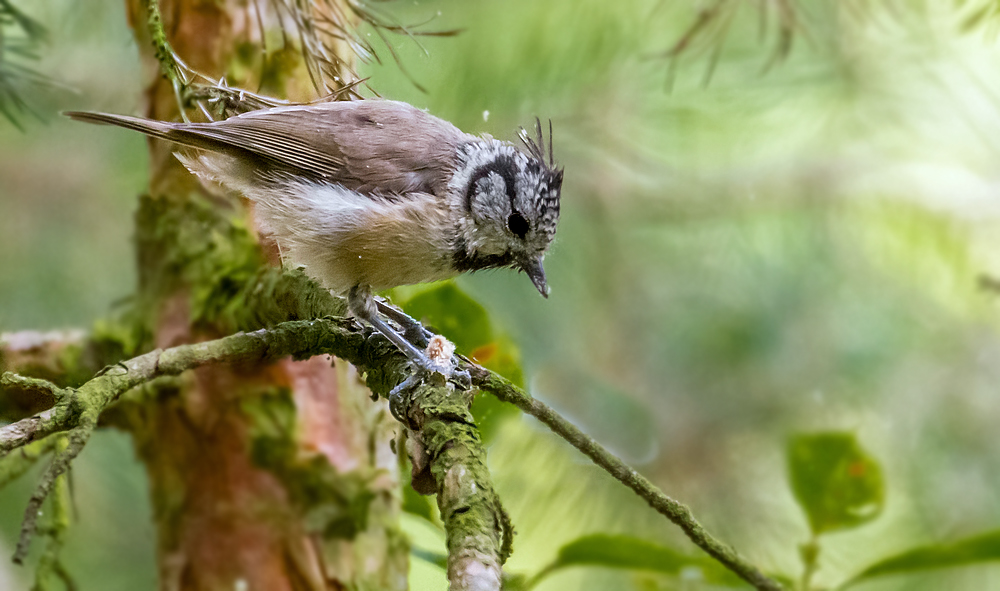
top-left (14, 418), bottom-right (91, 565)
top-left (141, 0), bottom-right (182, 85)
top-left (2, 316), bottom-right (780, 589)
top-left (0, 319), bottom-right (401, 566)
top-left (1, 315), bottom-right (508, 588)
top-left (1, 318), bottom-right (368, 454)
top-left (396, 380), bottom-right (510, 591)
top-left (25, 434), bottom-right (76, 591)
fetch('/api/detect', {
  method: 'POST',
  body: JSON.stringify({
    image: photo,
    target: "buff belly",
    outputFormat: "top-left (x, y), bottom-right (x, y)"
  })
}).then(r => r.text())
top-left (255, 182), bottom-right (457, 293)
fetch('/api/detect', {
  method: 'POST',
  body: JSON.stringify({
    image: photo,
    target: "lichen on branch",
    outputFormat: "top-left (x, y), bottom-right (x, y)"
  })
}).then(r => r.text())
top-left (1, 312), bottom-right (782, 590)
top-left (397, 380), bottom-right (512, 591)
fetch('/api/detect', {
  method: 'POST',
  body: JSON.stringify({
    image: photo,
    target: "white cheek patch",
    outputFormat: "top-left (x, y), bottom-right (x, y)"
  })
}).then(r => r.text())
top-left (471, 173), bottom-right (510, 222)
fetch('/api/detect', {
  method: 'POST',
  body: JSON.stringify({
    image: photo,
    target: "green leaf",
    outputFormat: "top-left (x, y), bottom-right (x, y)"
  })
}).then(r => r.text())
top-left (787, 432), bottom-right (884, 535)
top-left (399, 282), bottom-right (493, 353)
top-left (527, 534), bottom-right (745, 589)
top-left (470, 336), bottom-right (525, 387)
top-left (845, 530), bottom-right (1000, 587)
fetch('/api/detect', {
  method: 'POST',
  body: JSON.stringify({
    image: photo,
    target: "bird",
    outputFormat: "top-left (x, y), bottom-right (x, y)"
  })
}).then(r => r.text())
top-left (66, 99), bottom-right (564, 377)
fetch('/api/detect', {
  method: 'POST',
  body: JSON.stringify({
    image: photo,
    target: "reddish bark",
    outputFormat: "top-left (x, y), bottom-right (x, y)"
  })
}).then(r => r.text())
top-left (119, 2), bottom-right (406, 589)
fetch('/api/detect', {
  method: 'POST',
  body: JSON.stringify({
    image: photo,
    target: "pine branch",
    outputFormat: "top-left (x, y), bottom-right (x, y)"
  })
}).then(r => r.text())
top-left (0, 0), bottom-right (50, 127)
top-left (658, 0), bottom-right (806, 87)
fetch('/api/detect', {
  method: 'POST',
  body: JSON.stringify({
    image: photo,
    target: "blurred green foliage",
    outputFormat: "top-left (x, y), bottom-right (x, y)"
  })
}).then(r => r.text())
top-left (524, 533), bottom-right (745, 589)
top-left (789, 432), bottom-right (884, 536)
top-left (0, 0), bottom-right (49, 128)
top-left (848, 529), bottom-right (1000, 587)
top-left (3, 0), bottom-right (1000, 590)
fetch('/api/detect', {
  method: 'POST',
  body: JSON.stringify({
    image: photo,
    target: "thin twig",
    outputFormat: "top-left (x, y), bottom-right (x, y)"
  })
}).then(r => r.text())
top-left (469, 369), bottom-right (783, 591)
top-left (15, 423), bottom-right (90, 564)
top-left (23, 434), bottom-right (74, 587)
top-left (1, 371), bottom-right (64, 400)
top-left (141, 0), bottom-right (190, 120)
top-left (0, 318), bottom-right (363, 453)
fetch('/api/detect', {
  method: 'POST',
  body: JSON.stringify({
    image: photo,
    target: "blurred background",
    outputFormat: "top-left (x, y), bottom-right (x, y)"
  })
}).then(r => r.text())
top-left (3, 0), bottom-right (1000, 589)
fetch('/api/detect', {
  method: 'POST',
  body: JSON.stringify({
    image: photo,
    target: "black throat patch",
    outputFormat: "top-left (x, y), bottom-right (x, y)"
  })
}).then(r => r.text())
top-left (451, 235), bottom-right (518, 273)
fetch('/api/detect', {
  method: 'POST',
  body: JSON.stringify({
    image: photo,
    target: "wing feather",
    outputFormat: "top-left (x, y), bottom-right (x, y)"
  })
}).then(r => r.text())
top-left (70, 100), bottom-right (473, 197)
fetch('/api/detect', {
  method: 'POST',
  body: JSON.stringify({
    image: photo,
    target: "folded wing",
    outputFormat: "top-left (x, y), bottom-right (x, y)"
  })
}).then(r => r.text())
top-left (67, 100), bottom-right (470, 197)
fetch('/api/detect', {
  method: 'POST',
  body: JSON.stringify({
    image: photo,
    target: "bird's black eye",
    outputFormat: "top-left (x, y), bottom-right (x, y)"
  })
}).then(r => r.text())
top-left (507, 212), bottom-right (530, 239)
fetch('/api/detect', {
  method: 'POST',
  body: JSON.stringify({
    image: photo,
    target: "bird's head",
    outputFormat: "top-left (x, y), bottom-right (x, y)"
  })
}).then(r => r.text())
top-left (450, 121), bottom-right (563, 297)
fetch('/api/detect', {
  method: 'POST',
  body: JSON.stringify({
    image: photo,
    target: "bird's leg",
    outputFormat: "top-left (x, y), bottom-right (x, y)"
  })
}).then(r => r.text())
top-left (349, 285), bottom-right (451, 376)
top-left (375, 298), bottom-right (433, 348)
top-left (348, 286), bottom-right (471, 411)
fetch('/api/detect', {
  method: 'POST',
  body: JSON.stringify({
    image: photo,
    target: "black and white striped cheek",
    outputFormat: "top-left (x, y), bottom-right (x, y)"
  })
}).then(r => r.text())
top-left (534, 171), bottom-right (562, 239)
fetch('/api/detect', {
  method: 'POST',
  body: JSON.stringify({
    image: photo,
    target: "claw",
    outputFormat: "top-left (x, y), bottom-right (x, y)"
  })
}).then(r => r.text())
top-left (350, 286), bottom-right (471, 405)
top-left (452, 368), bottom-right (472, 390)
top-left (389, 372), bottom-right (421, 423)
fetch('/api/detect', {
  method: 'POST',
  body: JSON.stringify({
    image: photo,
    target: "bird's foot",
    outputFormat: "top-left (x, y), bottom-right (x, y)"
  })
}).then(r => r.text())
top-left (388, 342), bottom-right (470, 423)
top-left (349, 286), bottom-right (470, 419)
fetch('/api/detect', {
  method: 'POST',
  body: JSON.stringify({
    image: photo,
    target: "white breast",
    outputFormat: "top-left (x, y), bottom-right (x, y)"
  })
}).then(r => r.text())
top-left (252, 182), bottom-right (457, 293)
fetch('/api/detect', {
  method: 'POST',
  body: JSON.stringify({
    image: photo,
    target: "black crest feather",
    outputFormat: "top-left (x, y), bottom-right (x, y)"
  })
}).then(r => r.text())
top-left (518, 117), bottom-right (559, 172)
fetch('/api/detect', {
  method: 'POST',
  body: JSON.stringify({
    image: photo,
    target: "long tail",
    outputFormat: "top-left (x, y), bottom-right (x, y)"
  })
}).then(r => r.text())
top-left (63, 111), bottom-right (177, 141)
top-left (63, 111), bottom-right (233, 154)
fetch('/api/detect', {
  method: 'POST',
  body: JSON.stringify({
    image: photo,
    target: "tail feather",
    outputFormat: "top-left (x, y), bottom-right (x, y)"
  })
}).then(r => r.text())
top-left (63, 111), bottom-right (176, 142)
top-left (63, 111), bottom-right (236, 155)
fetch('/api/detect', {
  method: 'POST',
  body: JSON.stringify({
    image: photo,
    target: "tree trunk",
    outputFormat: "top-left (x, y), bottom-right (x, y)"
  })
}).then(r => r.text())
top-left (117, 1), bottom-right (408, 589)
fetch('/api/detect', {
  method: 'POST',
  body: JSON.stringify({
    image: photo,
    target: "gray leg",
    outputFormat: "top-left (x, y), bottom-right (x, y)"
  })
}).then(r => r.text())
top-left (348, 285), bottom-right (447, 375)
top-left (375, 299), bottom-right (433, 347)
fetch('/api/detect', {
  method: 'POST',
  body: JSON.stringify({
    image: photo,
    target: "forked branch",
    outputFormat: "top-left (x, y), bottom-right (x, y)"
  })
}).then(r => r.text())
top-left (1, 318), bottom-right (781, 590)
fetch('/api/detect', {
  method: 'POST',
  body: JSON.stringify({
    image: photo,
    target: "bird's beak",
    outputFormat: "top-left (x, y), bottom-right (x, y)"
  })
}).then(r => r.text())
top-left (522, 257), bottom-right (549, 298)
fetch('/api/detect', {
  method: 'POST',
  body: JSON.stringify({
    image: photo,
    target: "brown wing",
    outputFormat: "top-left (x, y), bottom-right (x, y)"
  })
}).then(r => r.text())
top-left (67, 100), bottom-right (473, 197)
